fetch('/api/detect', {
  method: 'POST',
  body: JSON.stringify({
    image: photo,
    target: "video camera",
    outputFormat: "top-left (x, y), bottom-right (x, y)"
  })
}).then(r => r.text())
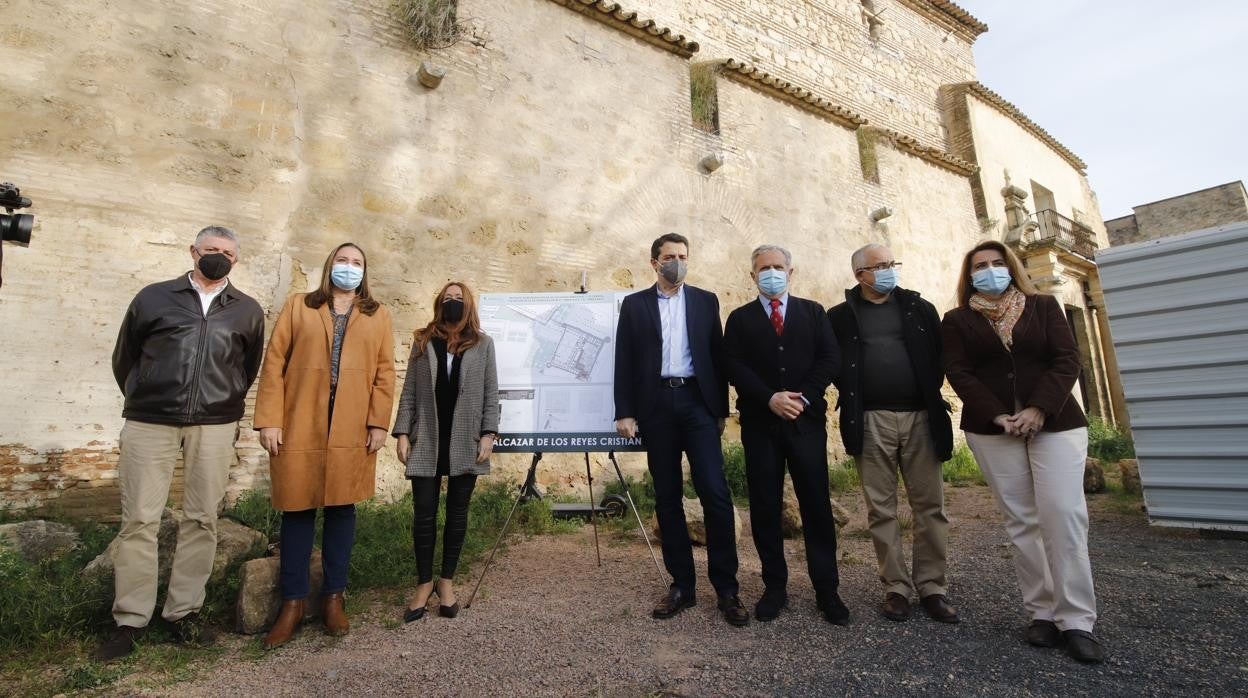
top-left (1, 182), bottom-right (34, 289)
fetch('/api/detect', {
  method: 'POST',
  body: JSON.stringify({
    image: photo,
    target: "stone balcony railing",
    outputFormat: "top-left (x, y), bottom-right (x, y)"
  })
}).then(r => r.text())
top-left (1027, 209), bottom-right (1099, 260)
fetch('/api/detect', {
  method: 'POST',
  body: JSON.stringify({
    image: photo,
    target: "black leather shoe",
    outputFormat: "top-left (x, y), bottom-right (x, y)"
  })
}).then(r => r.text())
top-left (754, 588), bottom-right (788, 622)
top-left (920, 594), bottom-right (960, 624)
top-left (403, 606), bottom-right (426, 623)
top-left (1024, 619), bottom-right (1062, 648)
top-left (1063, 629), bottom-right (1106, 663)
top-left (438, 602), bottom-right (460, 618)
top-left (817, 592), bottom-right (851, 626)
top-left (717, 595), bottom-right (750, 627)
top-left (880, 593), bottom-right (912, 622)
top-left (93, 626), bottom-right (141, 662)
top-left (652, 586), bottom-right (696, 619)
top-left (171, 611), bottom-right (217, 646)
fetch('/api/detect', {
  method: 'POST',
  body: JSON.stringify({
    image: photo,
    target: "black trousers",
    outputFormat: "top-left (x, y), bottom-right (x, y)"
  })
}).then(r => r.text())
top-left (638, 383), bottom-right (739, 598)
top-left (742, 418), bottom-right (840, 595)
top-left (411, 475), bottom-right (478, 584)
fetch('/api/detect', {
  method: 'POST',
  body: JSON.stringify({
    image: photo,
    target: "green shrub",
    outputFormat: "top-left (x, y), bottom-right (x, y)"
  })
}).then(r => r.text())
top-left (0, 522), bottom-right (115, 655)
top-left (942, 445), bottom-right (986, 486)
top-left (1088, 416), bottom-right (1135, 462)
top-left (828, 458), bottom-right (861, 493)
top-left (721, 441), bottom-right (750, 505)
top-left (224, 488), bottom-right (280, 542)
top-left (603, 471), bottom-right (657, 520)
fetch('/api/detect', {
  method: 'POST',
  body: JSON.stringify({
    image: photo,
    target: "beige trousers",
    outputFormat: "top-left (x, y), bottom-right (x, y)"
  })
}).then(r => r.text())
top-left (966, 427), bottom-right (1097, 632)
top-left (112, 419), bottom-right (236, 627)
top-left (853, 410), bottom-right (949, 598)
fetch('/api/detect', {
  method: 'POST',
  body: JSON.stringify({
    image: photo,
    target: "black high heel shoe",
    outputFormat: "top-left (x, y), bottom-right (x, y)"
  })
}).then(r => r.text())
top-left (438, 602), bottom-right (460, 618)
top-left (404, 586), bottom-right (435, 623)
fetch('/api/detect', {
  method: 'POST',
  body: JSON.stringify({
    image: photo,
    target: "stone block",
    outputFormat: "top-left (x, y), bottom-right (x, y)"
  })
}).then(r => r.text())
top-left (650, 498), bottom-right (742, 546)
top-left (0, 519), bottom-right (80, 562)
top-left (1119, 459), bottom-right (1141, 495)
top-left (236, 550), bottom-right (324, 634)
top-left (1083, 457), bottom-right (1106, 494)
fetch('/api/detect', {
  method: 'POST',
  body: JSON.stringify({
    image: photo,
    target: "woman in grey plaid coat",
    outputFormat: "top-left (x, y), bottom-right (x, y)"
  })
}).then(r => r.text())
top-left (393, 281), bottom-right (499, 620)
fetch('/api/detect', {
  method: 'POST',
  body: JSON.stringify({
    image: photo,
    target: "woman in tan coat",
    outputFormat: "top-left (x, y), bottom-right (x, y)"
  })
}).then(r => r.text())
top-left (253, 242), bottom-right (396, 649)
top-left (393, 281), bottom-right (499, 621)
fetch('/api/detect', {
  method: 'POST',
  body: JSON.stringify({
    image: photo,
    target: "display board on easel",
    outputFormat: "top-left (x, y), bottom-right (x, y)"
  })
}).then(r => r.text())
top-left (467, 289), bottom-right (664, 608)
top-left (479, 290), bottom-right (645, 453)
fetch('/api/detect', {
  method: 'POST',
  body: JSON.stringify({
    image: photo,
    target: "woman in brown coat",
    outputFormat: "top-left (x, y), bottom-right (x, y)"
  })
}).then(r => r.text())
top-left (941, 241), bottom-right (1103, 664)
top-left (253, 242), bottom-right (396, 649)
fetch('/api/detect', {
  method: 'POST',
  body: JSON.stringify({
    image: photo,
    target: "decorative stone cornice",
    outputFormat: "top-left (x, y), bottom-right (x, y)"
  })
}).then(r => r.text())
top-left (871, 126), bottom-right (978, 177)
top-left (897, 0), bottom-right (989, 41)
top-left (721, 59), bottom-right (868, 129)
top-left (947, 81), bottom-right (1088, 172)
top-left (546, 0), bottom-right (700, 57)
top-left (723, 59), bottom-right (976, 177)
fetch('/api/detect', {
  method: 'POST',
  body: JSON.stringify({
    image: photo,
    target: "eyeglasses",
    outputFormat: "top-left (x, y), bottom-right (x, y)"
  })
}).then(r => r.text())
top-left (855, 261), bottom-right (902, 274)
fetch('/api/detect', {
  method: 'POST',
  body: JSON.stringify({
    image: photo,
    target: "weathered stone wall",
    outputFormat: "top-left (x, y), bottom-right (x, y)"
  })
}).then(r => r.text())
top-left (1104, 215), bottom-right (1139, 247)
top-left (947, 92), bottom-right (1108, 246)
top-left (646, 0), bottom-right (979, 147)
top-left (0, 0), bottom-right (981, 516)
top-left (1108, 181), bottom-right (1248, 246)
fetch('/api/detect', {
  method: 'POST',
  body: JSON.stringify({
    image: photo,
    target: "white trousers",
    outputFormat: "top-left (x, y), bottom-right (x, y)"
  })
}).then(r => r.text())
top-left (965, 427), bottom-right (1097, 632)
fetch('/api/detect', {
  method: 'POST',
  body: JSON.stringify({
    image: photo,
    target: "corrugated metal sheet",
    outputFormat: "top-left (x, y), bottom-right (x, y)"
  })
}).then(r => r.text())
top-left (1097, 222), bottom-right (1248, 531)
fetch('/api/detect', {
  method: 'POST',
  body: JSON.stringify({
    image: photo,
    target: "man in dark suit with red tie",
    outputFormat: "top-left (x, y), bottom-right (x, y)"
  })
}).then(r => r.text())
top-left (614, 233), bottom-right (748, 627)
top-left (723, 244), bottom-right (850, 625)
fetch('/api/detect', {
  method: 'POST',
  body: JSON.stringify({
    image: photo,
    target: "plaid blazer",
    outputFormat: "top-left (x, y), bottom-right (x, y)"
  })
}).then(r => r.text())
top-left (392, 334), bottom-right (499, 477)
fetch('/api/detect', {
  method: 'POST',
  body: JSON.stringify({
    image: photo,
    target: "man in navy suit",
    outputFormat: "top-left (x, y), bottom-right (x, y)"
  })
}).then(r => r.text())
top-left (614, 233), bottom-right (748, 627)
top-left (723, 244), bottom-right (850, 625)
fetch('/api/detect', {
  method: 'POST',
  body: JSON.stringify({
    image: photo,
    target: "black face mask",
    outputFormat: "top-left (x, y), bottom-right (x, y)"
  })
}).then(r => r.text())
top-left (197, 253), bottom-right (232, 281)
top-left (442, 299), bottom-right (465, 323)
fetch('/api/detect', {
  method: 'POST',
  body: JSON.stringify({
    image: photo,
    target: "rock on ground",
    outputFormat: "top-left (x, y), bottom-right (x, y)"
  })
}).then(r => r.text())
top-left (83, 509), bottom-right (265, 583)
top-left (650, 498), bottom-right (743, 545)
top-left (1120, 458), bottom-right (1141, 494)
top-left (236, 550), bottom-right (324, 634)
top-left (1084, 457), bottom-right (1106, 493)
top-left (0, 519), bottom-right (80, 562)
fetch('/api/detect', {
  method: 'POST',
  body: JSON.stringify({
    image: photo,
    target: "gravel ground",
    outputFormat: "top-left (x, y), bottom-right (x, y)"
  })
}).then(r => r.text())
top-left (111, 487), bottom-right (1247, 697)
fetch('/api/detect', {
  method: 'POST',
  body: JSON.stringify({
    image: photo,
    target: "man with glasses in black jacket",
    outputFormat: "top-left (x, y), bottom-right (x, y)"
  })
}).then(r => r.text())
top-left (827, 243), bottom-right (959, 625)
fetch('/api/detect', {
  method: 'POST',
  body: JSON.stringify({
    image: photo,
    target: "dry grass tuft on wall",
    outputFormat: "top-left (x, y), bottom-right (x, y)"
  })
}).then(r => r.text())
top-left (394, 0), bottom-right (464, 49)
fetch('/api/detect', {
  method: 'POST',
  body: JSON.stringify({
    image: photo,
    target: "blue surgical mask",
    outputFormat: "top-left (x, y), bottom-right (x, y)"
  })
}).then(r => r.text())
top-left (870, 267), bottom-right (898, 295)
top-left (972, 267), bottom-right (1012, 295)
top-left (330, 263), bottom-right (364, 291)
top-left (757, 268), bottom-right (788, 296)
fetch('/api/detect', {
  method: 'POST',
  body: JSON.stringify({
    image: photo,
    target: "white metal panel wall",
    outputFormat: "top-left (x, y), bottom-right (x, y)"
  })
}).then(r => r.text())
top-left (1097, 222), bottom-right (1248, 531)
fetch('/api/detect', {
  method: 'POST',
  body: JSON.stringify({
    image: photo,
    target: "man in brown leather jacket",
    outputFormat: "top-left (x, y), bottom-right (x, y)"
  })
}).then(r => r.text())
top-left (96, 226), bottom-right (264, 661)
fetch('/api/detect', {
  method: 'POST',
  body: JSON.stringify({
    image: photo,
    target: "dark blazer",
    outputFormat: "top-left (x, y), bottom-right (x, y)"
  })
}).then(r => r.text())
top-left (941, 293), bottom-right (1087, 435)
top-left (724, 295), bottom-right (839, 426)
top-left (827, 287), bottom-right (953, 460)
top-left (614, 283), bottom-right (729, 420)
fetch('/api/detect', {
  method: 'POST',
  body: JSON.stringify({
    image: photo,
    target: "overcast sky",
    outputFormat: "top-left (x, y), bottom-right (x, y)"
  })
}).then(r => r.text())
top-left (955, 0), bottom-right (1248, 219)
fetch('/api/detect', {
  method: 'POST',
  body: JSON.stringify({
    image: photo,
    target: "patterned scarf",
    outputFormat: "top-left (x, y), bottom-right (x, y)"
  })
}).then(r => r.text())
top-left (969, 286), bottom-right (1026, 349)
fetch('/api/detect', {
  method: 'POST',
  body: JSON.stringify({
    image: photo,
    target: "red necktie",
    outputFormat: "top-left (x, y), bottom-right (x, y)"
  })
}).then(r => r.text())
top-left (770, 298), bottom-right (784, 336)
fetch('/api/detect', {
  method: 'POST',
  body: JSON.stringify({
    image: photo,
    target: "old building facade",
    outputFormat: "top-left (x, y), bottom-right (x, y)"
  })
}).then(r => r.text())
top-left (1106, 181), bottom-right (1248, 246)
top-left (0, 0), bottom-right (1120, 516)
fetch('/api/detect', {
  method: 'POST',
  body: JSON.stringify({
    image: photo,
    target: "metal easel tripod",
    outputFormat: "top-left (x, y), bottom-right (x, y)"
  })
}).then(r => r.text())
top-left (464, 450), bottom-right (666, 608)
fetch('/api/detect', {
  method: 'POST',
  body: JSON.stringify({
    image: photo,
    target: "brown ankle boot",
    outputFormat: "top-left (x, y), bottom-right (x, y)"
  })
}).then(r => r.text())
top-left (263, 599), bottom-right (305, 650)
top-left (322, 592), bottom-right (349, 637)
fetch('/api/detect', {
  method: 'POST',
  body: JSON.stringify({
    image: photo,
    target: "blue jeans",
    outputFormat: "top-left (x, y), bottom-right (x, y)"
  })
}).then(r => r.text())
top-left (279, 504), bottom-right (356, 600)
